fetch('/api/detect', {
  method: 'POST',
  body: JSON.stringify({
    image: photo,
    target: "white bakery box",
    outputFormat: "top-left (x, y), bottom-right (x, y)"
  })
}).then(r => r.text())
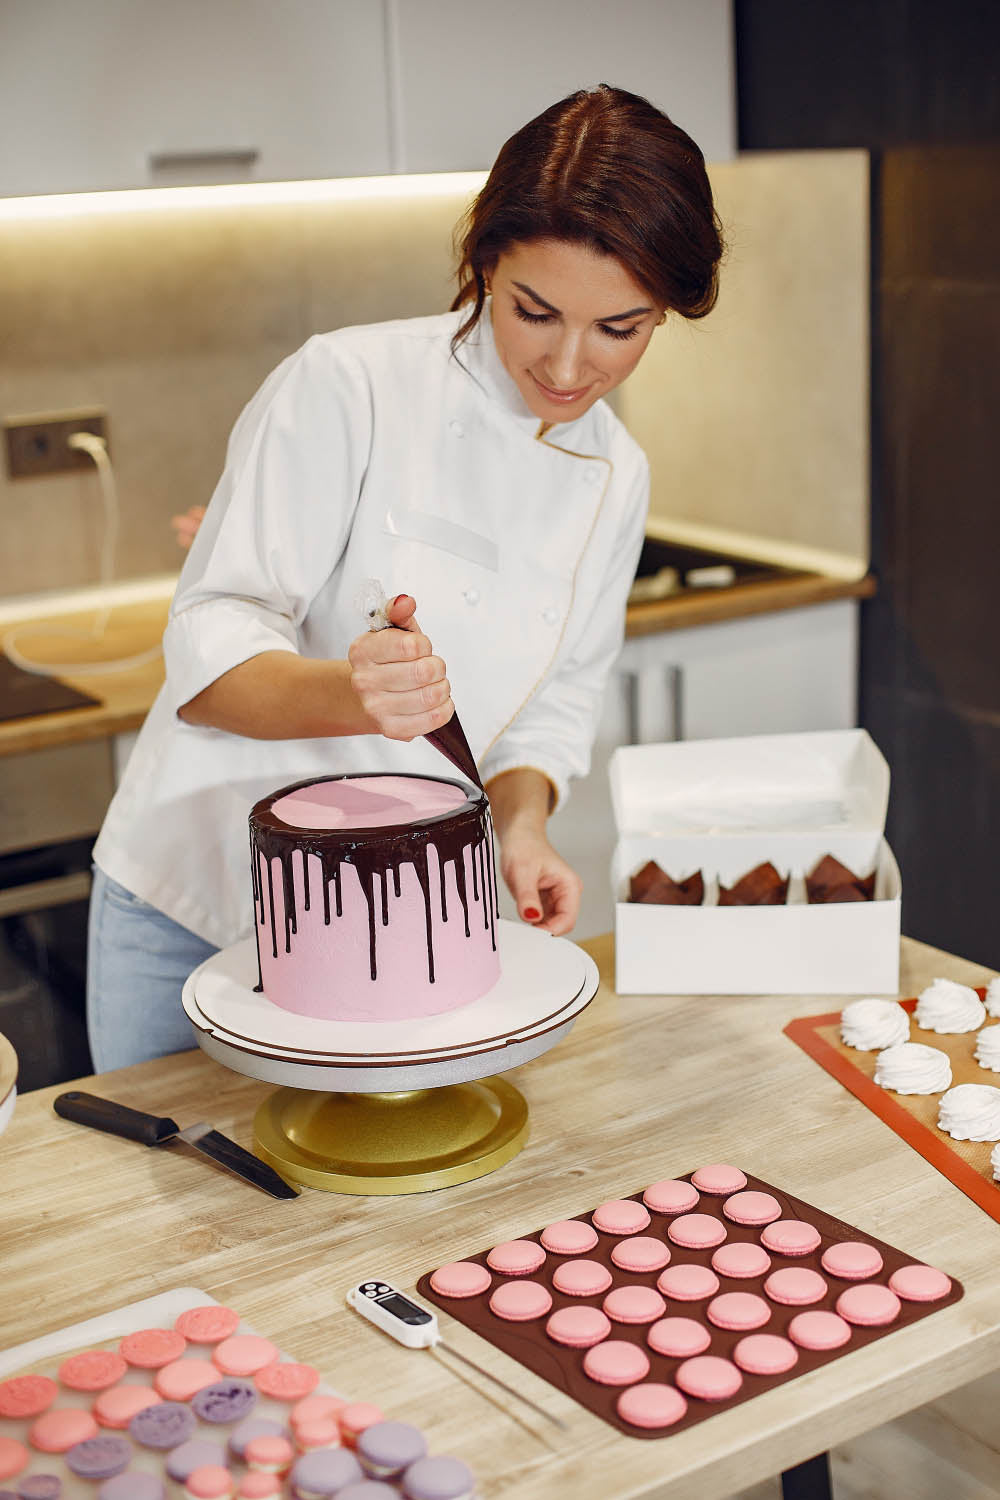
top-left (610, 729), bottom-right (901, 996)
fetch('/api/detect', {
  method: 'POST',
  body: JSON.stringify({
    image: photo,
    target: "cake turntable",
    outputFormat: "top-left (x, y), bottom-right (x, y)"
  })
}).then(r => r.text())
top-left (181, 919), bottom-right (599, 1196)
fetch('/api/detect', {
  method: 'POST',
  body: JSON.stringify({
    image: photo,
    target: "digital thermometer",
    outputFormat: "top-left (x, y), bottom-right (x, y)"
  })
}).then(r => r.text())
top-left (346, 1279), bottom-right (565, 1428)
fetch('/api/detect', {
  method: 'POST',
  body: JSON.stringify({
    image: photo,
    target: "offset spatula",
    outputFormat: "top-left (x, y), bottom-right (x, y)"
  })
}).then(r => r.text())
top-left (54, 1091), bottom-right (299, 1199)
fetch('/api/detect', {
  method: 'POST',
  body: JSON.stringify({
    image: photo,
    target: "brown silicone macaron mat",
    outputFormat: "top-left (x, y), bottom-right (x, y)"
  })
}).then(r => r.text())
top-left (417, 1170), bottom-right (962, 1439)
top-left (785, 990), bottom-right (1000, 1223)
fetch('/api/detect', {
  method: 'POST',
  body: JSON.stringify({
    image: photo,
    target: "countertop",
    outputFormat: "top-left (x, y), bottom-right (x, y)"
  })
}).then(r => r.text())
top-left (4, 934), bottom-right (999, 1500)
top-left (0, 571), bottom-right (875, 759)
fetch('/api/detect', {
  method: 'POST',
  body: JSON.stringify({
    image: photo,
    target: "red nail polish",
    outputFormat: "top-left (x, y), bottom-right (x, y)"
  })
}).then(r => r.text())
top-left (523, 907), bottom-right (541, 921)
top-left (392, 594), bottom-right (406, 605)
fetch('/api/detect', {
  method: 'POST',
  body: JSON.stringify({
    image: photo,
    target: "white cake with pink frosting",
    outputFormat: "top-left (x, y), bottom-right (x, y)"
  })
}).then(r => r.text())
top-left (249, 773), bottom-right (500, 1021)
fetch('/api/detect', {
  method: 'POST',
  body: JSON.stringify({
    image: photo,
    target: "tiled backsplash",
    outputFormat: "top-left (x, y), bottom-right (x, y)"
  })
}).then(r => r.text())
top-left (0, 151), bottom-right (868, 601)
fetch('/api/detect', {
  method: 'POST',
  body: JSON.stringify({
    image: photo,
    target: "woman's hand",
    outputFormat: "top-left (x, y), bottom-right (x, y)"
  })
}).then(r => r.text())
top-left (499, 827), bottom-right (582, 936)
top-left (347, 593), bottom-right (455, 742)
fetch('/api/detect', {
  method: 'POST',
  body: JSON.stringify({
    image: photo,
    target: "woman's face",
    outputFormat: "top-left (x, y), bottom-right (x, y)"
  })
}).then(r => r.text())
top-left (488, 238), bottom-right (664, 424)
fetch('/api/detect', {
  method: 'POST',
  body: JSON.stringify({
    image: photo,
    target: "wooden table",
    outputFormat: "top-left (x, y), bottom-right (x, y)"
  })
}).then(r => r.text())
top-left (4, 935), bottom-right (999, 1500)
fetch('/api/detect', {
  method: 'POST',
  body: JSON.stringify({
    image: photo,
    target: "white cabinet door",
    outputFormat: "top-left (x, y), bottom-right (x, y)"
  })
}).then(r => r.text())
top-left (0, 0), bottom-right (391, 197)
top-left (545, 599), bottom-right (859, 939)
top-left (388, 0), bottom-right (736, 172)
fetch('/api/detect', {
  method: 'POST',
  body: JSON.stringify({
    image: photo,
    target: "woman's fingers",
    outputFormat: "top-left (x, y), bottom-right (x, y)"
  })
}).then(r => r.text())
top-left (501, 835), bottom-right (582, 937)
top-left (347, 595), bottom-right (452, 739)
top-left (386, 592), bottom-right (419, 630)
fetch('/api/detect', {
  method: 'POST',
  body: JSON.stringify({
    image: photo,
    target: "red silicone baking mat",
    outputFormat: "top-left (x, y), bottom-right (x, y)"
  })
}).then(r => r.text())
top-left (785, 990), bottom-right (1000, 1224)
top-left (417, 1169), bottom-right (962, 1439)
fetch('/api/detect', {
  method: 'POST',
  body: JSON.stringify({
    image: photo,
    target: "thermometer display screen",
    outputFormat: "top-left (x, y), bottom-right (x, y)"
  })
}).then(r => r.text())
top-left (378, 1292), bottom-right (433, 1325)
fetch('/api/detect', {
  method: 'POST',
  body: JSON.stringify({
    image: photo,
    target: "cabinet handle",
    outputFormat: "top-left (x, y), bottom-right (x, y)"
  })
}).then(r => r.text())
top-left (622, 670), bottom-right (640, 746)
top-left (147, 148), bottom-right (260, 178)
top-left (666, 664), bottom-right (685, 742)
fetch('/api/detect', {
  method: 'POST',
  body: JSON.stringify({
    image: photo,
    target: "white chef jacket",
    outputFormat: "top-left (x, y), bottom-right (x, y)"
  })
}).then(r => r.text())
top-left (94, 306), bottom-right (650, 948)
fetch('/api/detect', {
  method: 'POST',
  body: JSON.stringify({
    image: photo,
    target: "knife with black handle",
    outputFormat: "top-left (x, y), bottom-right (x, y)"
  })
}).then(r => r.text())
top-left (54, 1090), bottom-right (299, 1199)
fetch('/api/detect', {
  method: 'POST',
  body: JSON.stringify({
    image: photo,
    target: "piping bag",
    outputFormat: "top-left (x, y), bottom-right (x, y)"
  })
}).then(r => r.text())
top-left (358, 579), bottom-right (483, 790)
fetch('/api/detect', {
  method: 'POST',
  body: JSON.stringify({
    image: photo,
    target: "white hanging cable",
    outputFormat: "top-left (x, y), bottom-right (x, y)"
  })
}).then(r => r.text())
top-left (2, 431), bottom-right (164, 678)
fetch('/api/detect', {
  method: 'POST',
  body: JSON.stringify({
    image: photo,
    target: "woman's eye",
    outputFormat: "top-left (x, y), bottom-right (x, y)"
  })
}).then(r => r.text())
top-left (513, 302), bottom-right (553, 325)
top-left (600, 323), bottom-right (641, 341)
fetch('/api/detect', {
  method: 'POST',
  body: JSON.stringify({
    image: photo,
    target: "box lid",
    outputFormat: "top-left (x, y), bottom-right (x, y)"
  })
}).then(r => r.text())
top-left (610, 729), bottom-right (889, 837)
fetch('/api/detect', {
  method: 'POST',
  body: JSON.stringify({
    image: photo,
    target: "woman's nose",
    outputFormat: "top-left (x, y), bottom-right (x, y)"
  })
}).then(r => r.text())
top-left (544, 330), bottom-right (588, 390)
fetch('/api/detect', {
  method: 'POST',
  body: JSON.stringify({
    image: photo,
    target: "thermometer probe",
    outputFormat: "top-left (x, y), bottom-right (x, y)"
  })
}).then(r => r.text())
top-left (347, 1279), bottom-right (565, 1429)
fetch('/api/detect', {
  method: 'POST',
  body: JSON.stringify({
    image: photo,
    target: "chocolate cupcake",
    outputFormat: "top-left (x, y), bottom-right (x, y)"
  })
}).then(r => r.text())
top-left (806, 855), bottom-right (875, 904)
top-left (629, 860), bottom-right (704, 906)
top-left (718, 862), bottom-right (788, 906)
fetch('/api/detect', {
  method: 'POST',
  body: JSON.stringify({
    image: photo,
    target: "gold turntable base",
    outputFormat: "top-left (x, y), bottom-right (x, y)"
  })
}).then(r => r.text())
top-left (253, 1077), bottom-right (529, 1195)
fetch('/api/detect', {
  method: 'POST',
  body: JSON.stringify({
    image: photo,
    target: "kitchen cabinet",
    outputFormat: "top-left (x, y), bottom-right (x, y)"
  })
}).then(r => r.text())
top-left (534, 598), bottom-right (859, 940)
top-left (0, 0), bottom-right (392, 197)
top-left (0, 0), bottom-right (734, 198)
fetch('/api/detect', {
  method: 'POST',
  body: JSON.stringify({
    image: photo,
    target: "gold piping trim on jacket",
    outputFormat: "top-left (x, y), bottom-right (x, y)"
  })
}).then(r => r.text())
top-left (481, 425), bottom-right (614, 764)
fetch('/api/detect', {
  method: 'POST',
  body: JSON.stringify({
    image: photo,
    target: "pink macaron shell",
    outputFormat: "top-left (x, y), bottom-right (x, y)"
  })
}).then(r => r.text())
top-left (711, 1242), bottom-right (772, 1280)
top-left (185, 1464), bottom-right (233, 1500)
top-left (291, 1395), bottom-right (346, 1430)
top-left (835, 1284), bottom-right (902, 1327)
top-left (674, 1355), bottom-right (743, 1401)
top-left (485, 1240), bottom-right (546, 1277)
top-left (244, 1435), bottom-right (294, 1474)
top-left (647, 1318), bottom-right (712, 1359)
top-left (666, 1213), bottom-right (727, 1250)
top-left (0, 1376), bottom-right (59, 1420)
top-left (760, 1220), bottom-right (823, 1257)
top-left (119, 1329), bottom-right (187, 1370)
top-left (887, 1264), bottom-right (953, 1302)
top-left (602, 1286), bottom-right (667, 1325)
top-left (616, 1382), bottom-right (688, 1429)
top-left (488, 1280), bottom-right (553, 1322)
top-left (212, 1337), bottom-right (280, 1377)
top-left (706, 1292), bottom-right (771, 1331)
top-left (93, 1385), bottom-right (163, 1429)
top-left (337, 1403), bottom-right (384, 1446)
top-left (690, 1164), bottom-right (748, 1195)
top-left (722, 1191), bottom-right (782, 1226)
top-left (582, 1340), bottom-right (651, 1387)
top-left (174, 1307), bottom-right (242, 1345)
top-left (820, 1241), bottom-right (885, 1280)
top-left (58, 1351), bottom-right (129, 1392)
top-left (591, 1199), bottom-right (652, 1236)
top-left (255, 1363), bottom-right (320, 1401)
top-left (610, 1236), bottom-right (671, 1274)
top-left (293, 1417), bottom-right (342, 1452)
top-left (428, 1262), bottom-right (492, 1299)
top-left (641, 1179), bottom-right (700, 1215)
top-left (764, 1268), bottom-right (829, 1306)
top-left (238, 1476), bottom-right (280, 1500)
top-left (154, 1359), bottom-right (220, 1401)
top-left (657, 1263), bottom-right (720, 1302)
top-left (545, 1306), bottom-right (612, 1349)
top-left (539, 1220), bottom-right (599, 1255)
top-left (0, 1436), bottom-right (29, 1481)
top-left (29, 1407), bottom-right (100, 1453)
top-left (787, 1311), bottom-right (852, 1350)
top-left (551, 1259), bottom-right (614, 1297)
top-left (733, 1334), bottom-right (799, 1375)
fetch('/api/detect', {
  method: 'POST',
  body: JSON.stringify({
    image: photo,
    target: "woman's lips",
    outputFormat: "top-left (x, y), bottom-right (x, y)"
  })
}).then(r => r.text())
top-left (531, 373), bottom-right (592, 404)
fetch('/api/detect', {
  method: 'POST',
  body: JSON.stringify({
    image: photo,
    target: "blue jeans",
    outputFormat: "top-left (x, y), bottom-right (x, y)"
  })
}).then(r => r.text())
top-left (86, 867), bottom-right (218, 1074)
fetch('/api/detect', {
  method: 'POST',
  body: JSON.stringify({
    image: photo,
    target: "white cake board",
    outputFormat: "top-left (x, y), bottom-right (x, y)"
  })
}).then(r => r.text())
top-left (182, 919), bottom-right (600, 1092)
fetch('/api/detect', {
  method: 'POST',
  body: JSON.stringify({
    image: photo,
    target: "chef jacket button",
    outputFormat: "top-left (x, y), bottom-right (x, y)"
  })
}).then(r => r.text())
top-left (584, 465), bottom-right (601, 483)
top-left (542, 606), bottom-right (559, 626)
top-left (449, 420), bottom-right (465, 437)
top-left (464, 587), bottom-right (480, 605)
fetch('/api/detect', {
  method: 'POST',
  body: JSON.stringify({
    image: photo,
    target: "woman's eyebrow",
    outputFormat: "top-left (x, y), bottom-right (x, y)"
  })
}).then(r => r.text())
top-left (511, 280), bottom-right (653, 321)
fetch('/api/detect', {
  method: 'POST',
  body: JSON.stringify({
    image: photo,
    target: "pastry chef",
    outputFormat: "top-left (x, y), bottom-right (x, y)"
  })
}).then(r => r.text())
top-left (87, 85), bottom-right (724, 1070)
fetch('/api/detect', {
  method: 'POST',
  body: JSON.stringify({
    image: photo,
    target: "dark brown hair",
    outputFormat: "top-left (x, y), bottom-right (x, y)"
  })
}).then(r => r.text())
top-left (451, 84), bottom-right (724, 348)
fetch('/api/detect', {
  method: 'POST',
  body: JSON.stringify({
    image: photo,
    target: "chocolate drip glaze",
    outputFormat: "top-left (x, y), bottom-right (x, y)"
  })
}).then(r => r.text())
top-left (250, 773), bottom-right (497, 993)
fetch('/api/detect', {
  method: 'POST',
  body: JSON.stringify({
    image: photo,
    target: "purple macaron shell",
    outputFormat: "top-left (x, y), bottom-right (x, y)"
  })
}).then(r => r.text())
top-left (128, 1400), bottom-right (196, 1449)
top-left (358, 1422), bottom-right (427, 1477)
top-left (291, 1449), bottom-right (364, 1496)
top-left (98, 1475), bottom-right (165, 1500)
top-left (227, 1420), bottom-right (286, 1461)
top-left (166, 1440), bottom-right (228, 1482)
top-left (17, 1479), bottom-right (61, 1500)
top-left (65, 1435), bottom-right (133, 1479)
top-left (337, 1487), bottom-right (400, 1500)
top-left (401, 1457), bottom-right (475, 1500)
top-left (190, 1380), bottom-right (257, 1425)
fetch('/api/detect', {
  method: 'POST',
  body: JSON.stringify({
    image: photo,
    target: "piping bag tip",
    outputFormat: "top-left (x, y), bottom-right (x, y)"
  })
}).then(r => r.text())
top-left (426, 713), bottom-right (484, 791)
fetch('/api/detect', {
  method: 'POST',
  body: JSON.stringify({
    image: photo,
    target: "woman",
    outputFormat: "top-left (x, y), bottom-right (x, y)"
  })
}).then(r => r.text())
top-left (88, 84), bottom-right (723, 1071)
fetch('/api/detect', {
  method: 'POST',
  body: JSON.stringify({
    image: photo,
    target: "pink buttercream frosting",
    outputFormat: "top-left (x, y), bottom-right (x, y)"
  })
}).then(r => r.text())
top-left (270, 776), bottom-right (467, 830)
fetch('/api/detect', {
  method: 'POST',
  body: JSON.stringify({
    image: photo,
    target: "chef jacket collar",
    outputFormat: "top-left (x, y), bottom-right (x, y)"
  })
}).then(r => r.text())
top-left (454, 299), bottom-right (591, 446)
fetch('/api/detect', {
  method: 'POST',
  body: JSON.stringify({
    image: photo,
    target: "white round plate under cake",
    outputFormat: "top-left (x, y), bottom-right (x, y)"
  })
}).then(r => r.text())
top-left (182, 918), bottom-right (599, 1092)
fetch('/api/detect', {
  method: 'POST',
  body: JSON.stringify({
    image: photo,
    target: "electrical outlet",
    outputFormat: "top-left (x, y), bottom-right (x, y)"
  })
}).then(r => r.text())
top-left (4, 410), bottom-right (108, 479)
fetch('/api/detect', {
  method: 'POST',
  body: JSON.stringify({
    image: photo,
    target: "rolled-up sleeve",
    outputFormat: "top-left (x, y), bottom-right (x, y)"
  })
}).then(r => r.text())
top-left (163, 335), bottom-right (372, 715)
top-left (480, 451), bottom-right (649, 808)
